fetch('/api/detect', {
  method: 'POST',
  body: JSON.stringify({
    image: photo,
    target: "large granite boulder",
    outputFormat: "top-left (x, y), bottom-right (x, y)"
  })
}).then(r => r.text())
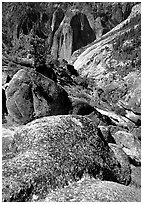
top-left (5, 68), bottom-right (71, 124)
top-left (44, 178), bottom-right (141, 202)
top-left (3, 115), bottom-right (131, 201)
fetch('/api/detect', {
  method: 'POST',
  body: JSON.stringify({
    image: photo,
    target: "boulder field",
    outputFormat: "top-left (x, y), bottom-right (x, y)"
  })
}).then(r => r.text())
top-left (5, 68), bottom-right (72, 124)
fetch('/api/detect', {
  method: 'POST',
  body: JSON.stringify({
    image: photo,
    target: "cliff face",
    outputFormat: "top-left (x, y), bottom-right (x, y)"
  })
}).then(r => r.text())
top-left (2, 2), bottom-right (137, 64)
top-left (71, 4), bottom-right (141, 115)
top-left (51, 10), bottom-right (96, 61)
top-left (50, 2), bottom-right (136, 61)
top-left (72, 4), bottom-right (140, 73)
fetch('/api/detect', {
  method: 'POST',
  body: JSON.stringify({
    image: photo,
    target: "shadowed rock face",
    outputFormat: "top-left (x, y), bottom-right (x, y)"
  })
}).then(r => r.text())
top-left (69, 97), bottom-right (95, 116)
top-left (2, 89), bottom-right (8, 116)
top-left (5, 68), bottom-right (71, 124)
top-left (3, 115), bottom-right (131, 201)
top-left (70, 13), bottom-right (95, 53)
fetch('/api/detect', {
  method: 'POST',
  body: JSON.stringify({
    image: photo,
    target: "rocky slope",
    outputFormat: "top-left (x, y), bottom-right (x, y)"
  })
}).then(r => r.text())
top-left (70, 3), bottom-right (141, 128)
top-left (2, 2), bottom-right (141, 202)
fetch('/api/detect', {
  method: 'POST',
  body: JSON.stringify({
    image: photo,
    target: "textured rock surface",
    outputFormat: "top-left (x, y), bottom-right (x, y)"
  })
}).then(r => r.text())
top-left (2, 128), bottom-right (14, 158)
top-left (112, 131), bottom-right (141, 165)
top-left (87, 109), bottom-right (117, 127)
top-left (108, 143), bottom-right (131, 184)
top-left (98, 126), bottom-right (115, 143)
top-left (69, 97), bottom-right (94, 115)
top-left (51, 10), bottom-right (95, 61)
top-left (5, 68), bottom-right (71, 124)
top-left (73, 4), bottom-right (140, 76)
top-left (129, 165), bottom-right (141, 188)
top-left (3, 115), bottom-right (131, 201)
top-left (2, 2), bottom-right (141, 203)
top-left (44, 177), bottom-right (141, 202)
top-left (71, 4), bottom-right (141, 123)
top-left (2, 125), bottom-right (23, 160)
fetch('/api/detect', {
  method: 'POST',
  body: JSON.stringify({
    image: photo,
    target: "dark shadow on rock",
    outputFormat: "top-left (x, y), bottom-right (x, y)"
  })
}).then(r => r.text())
top-left (70, 13), bottom-right (95, 53)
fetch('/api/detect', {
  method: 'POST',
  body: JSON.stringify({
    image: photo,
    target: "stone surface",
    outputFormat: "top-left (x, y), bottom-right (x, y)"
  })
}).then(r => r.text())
top-left (73, 5), bottom-right (140, 79)
top-left (5, 68), bottom-right (71, 124)
top-left (99, 126), bottom-right (115, 143)
top-left (44, 177), bottom-right (141, 202)
top-left (71, 4), bottom-right (141, 126)
top-left (108, 143), bottom-right (131, 185)
top-left (94, 17), bottom-right (104, 40)
top-left (111, 3), bottom-right (124, 24)
top-left (2, 72), bottom-right (11, 85)
top-left (2, 125), bottom-right (23, 160)
top-left (129, 164), bottom-right (141, 188)
top-left (3, 115), bottom-right (131, 201)
top-left (87, 109), bottom-right (117, 127)
top-left (51, 10), bottom-right (95, 61)
top-left (69, 97), bottom-right (94, 115)
top-left (131, 127), bottom-right (141, 141)
top-left (2, 128), bottom-right (15, 159)
top-left (51, 8), bottom-right (65, 33)
top-left (112, 131), bottom-right (141, 165)
top-left (2, 3), bottom-right (141, 203)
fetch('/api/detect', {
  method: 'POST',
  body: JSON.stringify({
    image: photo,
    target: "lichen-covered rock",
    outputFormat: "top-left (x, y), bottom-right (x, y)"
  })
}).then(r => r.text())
top-left (5, 68), bottom-right (71, 124)
top-left (44, 177), bottom-right (141, 202)
top-left (3, 115), bottom-right (131, 201)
